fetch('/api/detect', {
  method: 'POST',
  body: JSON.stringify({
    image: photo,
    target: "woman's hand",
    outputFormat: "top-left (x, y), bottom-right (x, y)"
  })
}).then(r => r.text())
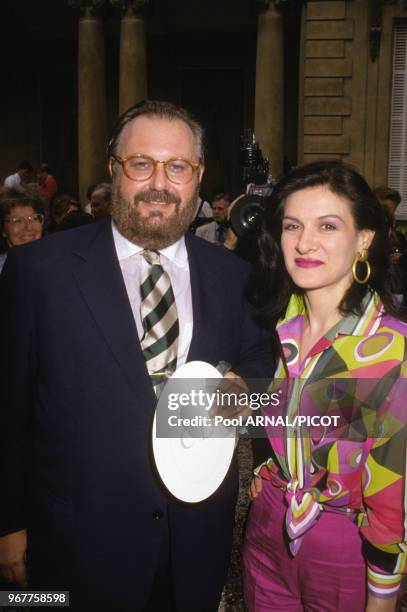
top-left (365, 593), bottom-right (397, 612)
top-left (249, 475), bottom-right (263, 499)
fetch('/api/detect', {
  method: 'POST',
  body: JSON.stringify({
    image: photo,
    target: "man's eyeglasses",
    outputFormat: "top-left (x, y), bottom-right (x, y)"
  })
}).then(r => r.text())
top-left (112, 154), bottom-right (201, 184)
top-left (5, 213), bottom-right (44, 227)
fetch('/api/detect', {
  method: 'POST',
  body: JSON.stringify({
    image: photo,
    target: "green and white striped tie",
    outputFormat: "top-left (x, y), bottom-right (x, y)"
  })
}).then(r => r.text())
top-left (140, 250), bottom-right (179, 383)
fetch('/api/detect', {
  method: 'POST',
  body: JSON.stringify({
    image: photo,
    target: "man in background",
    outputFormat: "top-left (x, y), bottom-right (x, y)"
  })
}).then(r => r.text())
top-left (37, 163), bottom-right (58, 215)
top-left (37, 163), bottom-right (57, 201)
top-left (89, 182), bottom-right (112, 220)
top-left (3, 160), bottom-right (33, 188)
top-left (196, 192), bottom-right (230, 244)
top-left (374, 186), bottom-right (402, 221)
top-left (374, 186), bottom-right (405, 262)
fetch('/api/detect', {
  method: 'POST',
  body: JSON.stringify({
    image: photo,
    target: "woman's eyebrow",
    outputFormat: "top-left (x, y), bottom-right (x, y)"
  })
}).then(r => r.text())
top-left (282, 214), bottom-right (344, 221)
top-left (317, 214), bottom-right (344, 221)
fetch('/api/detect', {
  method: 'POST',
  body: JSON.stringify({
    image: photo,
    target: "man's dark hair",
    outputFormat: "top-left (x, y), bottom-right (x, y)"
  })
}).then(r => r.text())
top-left (91, 182), bottom-right (112, 204)
top-left (249, 159), bottom-right (405, 327)
top-left (212, 193), bottom-right (231, 205)
top-left (18, 160), bottom-right (33, 172)
top-left (107, 100), bottom-right (205, 164)
top-left (40, 163), bottom-right (50, 174)
top-left (86, 183), bottom-right (97, 201)
top-left (373, 186), bottom-right (402, 205)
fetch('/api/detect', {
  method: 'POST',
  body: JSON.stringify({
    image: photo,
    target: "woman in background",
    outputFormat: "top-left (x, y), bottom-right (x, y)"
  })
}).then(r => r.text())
top-left (0, 186), bottom-right (44, 273)
top-left (243, 160), bottom-right (407, 612)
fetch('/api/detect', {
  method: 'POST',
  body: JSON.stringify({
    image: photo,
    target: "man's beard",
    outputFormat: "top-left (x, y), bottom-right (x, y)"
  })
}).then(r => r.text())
top-left (111, 182), bottom-right (199, 249)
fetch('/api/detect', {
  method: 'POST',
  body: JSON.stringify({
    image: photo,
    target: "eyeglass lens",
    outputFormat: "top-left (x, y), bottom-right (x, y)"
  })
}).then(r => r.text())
top-left (123, 156), bottom-right (194, 183)
top-left (8, 214), bottom-right (44, 226)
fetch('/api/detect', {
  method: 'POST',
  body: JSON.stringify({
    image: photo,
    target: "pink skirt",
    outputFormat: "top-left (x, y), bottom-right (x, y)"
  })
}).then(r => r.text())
top-left (243, 480), bottom-right (367, 612)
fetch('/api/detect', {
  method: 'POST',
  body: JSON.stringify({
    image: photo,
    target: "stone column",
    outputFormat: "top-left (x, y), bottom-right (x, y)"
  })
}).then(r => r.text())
top-left (113, 0), bottom-right (149, 115)
top-left (254, 0), bottom-right (285, 177)
top-left (70, 0), bottom-right (108, 205)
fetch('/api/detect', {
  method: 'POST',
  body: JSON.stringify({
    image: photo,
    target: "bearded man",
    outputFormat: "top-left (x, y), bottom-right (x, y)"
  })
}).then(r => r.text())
top-left (0, 101), bottom-right (272, 612)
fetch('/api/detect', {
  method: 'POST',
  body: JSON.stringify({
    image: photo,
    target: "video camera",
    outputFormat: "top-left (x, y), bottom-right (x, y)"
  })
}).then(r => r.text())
top-left (230, 129), bottom-right (274, 237)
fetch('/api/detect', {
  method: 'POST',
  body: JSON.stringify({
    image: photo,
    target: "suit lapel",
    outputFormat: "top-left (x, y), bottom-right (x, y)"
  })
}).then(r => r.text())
top-left (72, 221), bottom-right (154, 401)
top-left (185, 235), bottom-right (224, 362)
top-left (73, 227), bottom-right (223, 385)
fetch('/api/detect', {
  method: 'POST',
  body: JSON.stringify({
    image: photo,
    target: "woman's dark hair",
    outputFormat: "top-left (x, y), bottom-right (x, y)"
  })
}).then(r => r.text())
top-left (0, 186), bottom-right (44, 253)
top-left (249, 159), bottom-right (405, 328)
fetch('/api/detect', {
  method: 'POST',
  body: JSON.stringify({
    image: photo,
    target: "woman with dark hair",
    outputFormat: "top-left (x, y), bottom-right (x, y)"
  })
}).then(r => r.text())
top-left (243, 160), bottom-right (407, 612)
top-left (0, 186), bottom-right (44, 273)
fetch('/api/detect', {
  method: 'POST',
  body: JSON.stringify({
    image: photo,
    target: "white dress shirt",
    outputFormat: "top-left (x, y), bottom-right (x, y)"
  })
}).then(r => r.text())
top-left (112, 221), bottom-right (193, 369)
top-left (196, 221), bottom-right (224, 243)
top-left (0, 253), bottom-right (6, 274)
top-left (197, 197), bottom-right (213, 218)
top-left (4, 173), bottom-right (21, 188)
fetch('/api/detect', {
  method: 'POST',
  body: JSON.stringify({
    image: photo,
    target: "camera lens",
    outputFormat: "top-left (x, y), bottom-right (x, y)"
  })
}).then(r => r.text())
top-left (242, 206), bottom-right (262, 230)
top-left (230, 195), bottom-right (264, 237)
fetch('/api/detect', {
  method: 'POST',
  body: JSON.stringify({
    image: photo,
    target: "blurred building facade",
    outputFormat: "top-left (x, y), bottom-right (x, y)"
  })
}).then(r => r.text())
top-left (298, 0), bottom-right (407, 218)
top-left (0, 0), bottom-right (406, 212)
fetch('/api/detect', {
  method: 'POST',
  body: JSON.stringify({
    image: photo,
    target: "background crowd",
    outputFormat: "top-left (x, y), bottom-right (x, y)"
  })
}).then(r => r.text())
top-left (1, 158), bottom-right (406, 300)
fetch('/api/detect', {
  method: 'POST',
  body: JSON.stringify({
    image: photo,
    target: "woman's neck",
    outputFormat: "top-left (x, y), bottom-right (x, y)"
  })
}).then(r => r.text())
top-left (303, 288), bottom-right (343, 337)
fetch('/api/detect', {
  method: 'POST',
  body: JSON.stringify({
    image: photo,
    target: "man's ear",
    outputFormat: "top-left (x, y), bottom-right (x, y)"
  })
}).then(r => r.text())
top-left (108, 160), bottom-right (113, 178)
top-left (198, 164), bottom-right (205, 183)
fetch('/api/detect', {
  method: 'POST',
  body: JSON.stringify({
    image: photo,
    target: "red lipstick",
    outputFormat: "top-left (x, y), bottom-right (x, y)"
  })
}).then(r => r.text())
top-left (295, 258), bottom-right (323, 268)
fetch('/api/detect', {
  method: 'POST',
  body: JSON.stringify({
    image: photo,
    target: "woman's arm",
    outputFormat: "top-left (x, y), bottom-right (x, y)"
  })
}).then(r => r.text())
top-left (359, 373), bottom-right (407, 601)
top-left (365, 593), bottom-right (397, 612)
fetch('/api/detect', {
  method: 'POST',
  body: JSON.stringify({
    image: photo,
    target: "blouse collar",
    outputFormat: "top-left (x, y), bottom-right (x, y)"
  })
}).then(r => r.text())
top-left (275, 291), bottom-right (384, 374)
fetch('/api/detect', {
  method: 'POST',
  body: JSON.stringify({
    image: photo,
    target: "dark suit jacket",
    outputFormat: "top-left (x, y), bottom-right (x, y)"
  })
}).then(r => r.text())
top-left (0, 221), bottom-right (272, 611)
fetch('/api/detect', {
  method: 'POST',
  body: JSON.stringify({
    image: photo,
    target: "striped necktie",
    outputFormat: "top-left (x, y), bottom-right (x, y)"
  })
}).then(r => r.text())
top-left (140, 250), bottom-right (179, 383)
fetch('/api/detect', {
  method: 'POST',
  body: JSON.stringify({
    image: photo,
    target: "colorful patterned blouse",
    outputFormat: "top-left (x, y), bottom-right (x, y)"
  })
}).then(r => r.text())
top-left (256, 291), bottom-right (407, 599)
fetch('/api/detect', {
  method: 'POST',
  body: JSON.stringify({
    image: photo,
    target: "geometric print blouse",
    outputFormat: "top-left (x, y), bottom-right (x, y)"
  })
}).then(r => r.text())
top-left (256, 291), bottom-right (407, 600)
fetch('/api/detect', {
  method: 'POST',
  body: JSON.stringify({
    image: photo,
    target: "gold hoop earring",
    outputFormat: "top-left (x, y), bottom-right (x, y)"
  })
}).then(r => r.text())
top-left (352, 249), bottom-right (371, 284)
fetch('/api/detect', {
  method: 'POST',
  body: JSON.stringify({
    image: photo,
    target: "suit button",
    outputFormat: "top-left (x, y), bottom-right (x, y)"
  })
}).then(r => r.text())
top-left (152, 509), bottom-right (163, 520)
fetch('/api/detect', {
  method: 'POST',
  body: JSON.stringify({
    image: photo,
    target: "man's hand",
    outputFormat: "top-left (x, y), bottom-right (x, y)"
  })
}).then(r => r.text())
top-left (209, 371), bottom-right (251, 419)
top-left (0, 529), bottom-right (27, 588)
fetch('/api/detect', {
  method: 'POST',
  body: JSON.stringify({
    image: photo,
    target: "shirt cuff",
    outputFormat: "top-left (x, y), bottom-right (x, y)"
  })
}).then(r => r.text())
top-left (254, 459), bottom-right (273, 478)
top-left (367, 566), bottom-right (402, 599)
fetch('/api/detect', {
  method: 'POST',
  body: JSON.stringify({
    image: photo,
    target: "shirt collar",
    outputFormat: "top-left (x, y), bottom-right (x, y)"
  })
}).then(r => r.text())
top-left (277, 290), bottom-right (383, 345)
top-left (111, 220), bottom-right (188, 267)
top-left (276, 291), bottom-right (384, 375)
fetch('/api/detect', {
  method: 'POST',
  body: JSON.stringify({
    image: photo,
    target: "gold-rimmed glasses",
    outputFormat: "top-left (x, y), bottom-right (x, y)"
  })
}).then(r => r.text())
top-left (112, 154), bottom-right (201, 184)
top-left (5, 213), bottom-right (44, 228)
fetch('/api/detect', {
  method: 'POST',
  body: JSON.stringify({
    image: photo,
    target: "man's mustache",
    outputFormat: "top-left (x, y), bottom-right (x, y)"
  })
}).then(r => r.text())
top-left (133, 189), bottom-right (181, 205)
